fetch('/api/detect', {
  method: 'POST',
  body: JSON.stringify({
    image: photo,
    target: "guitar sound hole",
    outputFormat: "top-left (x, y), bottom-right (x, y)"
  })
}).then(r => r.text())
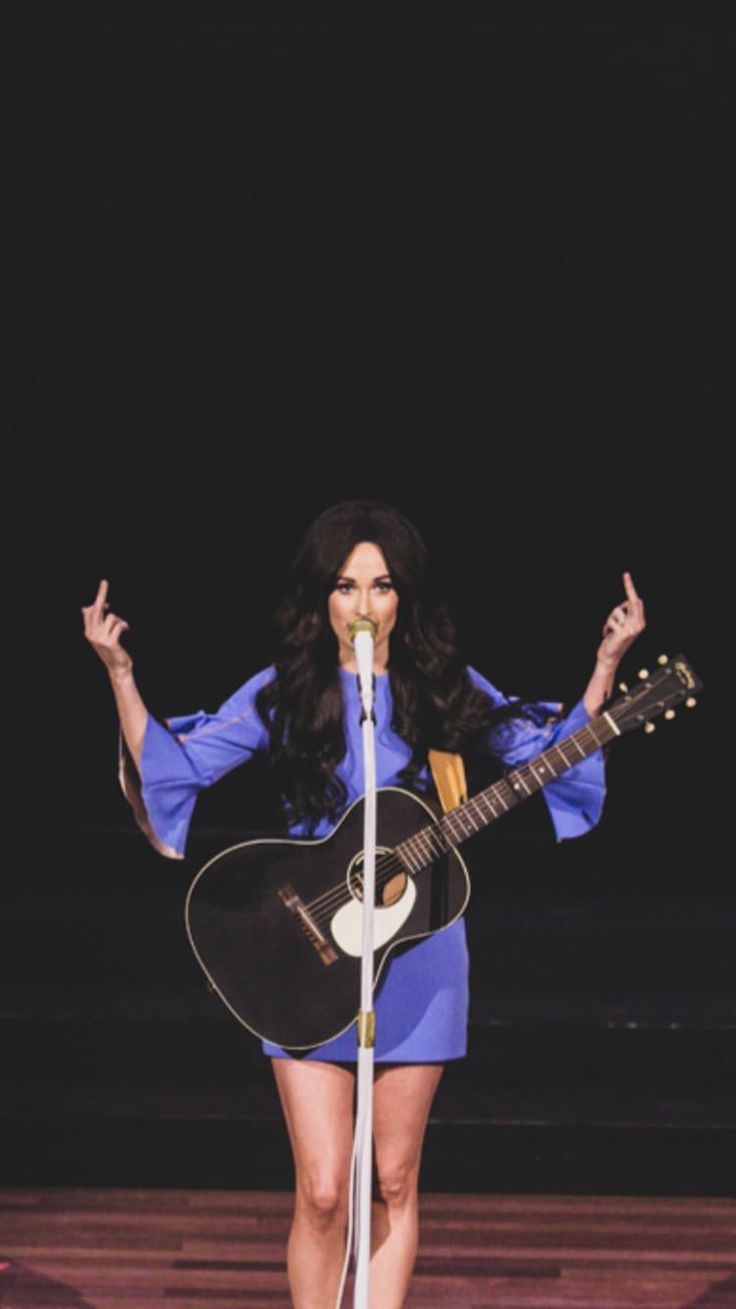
top-left (347, 849), bottom-right (407, 907)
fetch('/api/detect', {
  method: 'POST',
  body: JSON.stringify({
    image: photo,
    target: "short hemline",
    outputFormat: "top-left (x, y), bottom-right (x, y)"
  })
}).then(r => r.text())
top-left (264, 1049), bottom-right (467, 1064)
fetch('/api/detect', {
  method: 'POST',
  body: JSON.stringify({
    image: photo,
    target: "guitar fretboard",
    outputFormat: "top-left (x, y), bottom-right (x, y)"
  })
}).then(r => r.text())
top-left (395, 715), bottom-right (618, 874)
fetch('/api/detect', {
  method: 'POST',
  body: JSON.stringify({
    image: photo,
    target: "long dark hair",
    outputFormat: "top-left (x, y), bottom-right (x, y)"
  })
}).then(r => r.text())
top-left (256, 499), bottom-right (514, 831)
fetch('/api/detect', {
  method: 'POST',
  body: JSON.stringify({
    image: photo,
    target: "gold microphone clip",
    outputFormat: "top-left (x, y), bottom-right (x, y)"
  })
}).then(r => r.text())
top-left (348, 618), bottom-right (378, 641)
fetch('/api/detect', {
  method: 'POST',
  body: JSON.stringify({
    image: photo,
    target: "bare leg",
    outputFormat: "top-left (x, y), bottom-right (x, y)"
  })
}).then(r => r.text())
top-left (272, 1058), bottom-right (443, 1308)
top-left (271, 1058), bottom-right (355, 1308)
top-left (369, 1062), bottom-right (444, 1309)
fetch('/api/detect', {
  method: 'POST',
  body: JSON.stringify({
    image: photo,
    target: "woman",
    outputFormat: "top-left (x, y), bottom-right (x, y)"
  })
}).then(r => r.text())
top-left (82, 499), bottom-right (645, 1309)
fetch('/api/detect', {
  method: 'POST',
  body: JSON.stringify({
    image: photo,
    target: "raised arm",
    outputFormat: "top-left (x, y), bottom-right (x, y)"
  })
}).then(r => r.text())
top-left (582, 571), bottom-right (646, 717)
top-left (82, 578), bottom-right (147, 771)
top-left (83, 578), bottom-right (273, 858)
top-left (470, 572), bottom-right (644, 840)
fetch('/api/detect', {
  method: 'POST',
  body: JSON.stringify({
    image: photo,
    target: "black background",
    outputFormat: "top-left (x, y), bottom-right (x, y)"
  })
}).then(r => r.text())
top-left (1, 16), bottom-right (734, 1200)
top-left (1, 15), bottom-right (727, 878)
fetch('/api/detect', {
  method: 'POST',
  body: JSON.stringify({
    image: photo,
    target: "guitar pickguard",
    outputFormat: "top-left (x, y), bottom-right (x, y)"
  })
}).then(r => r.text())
top-left (330, 878), bottom-right (417, 957)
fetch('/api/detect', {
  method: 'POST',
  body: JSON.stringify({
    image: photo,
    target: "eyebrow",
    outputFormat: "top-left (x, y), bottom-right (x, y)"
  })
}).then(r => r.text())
top-left (336, 573), bottom-right (393, 583)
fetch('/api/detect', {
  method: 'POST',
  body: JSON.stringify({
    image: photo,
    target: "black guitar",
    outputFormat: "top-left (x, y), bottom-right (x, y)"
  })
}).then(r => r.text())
top-left (184, 655), bottom-right (701, 1050)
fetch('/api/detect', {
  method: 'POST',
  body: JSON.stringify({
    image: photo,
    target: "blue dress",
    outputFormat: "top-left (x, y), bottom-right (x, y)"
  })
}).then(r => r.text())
top-left (120, 665), bottom-right (605, 1063)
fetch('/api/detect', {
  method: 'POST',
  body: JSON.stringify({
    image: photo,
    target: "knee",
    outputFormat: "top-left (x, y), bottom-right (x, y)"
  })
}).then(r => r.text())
top-left (296, 1172), bottom-right (349, 1230)
top-left (375, 1158), bottom-right (417, 1211)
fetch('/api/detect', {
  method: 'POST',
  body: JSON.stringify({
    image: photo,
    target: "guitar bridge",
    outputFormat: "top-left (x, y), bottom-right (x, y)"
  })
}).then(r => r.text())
top-left (279, 884), bottom-right (338, 966)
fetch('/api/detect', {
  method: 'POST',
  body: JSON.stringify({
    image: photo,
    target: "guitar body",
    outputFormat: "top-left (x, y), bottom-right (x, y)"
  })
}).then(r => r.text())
top-left (184, 652), bottom-right (702, 1051)
top-left (185, 786), bottom-right (470, 1050)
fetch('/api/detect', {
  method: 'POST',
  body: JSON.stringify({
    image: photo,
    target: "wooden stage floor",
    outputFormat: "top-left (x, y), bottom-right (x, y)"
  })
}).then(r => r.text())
top-left (1, 1186), bottom-right (735, 1308)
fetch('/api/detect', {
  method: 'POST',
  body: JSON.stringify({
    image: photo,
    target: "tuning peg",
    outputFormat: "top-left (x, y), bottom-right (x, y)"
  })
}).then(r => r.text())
top-left (638, 668), bottom-right (650, 680)
top-left (657, 654), bottom-right (668, 665)
top-left (685, 697), bottom-right (697, 708)
top-left (644, 722), bottom-right (656, 734)
top-left (664, 709), bottom-right (676, 720)
top-left (619, 681), bottom-right (629, 693)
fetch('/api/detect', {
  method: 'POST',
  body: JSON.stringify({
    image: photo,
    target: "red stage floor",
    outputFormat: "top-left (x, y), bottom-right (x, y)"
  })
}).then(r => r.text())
top-left (1, 1185), bottom-right (736, 1307)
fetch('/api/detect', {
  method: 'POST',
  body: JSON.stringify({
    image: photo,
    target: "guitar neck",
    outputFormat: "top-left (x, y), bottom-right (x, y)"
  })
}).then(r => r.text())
top-left (397, 712), bottom-right (618, 872)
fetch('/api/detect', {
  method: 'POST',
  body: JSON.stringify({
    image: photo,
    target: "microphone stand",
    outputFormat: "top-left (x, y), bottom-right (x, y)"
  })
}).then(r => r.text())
top-left (349, 620), bottom-right (378, 1309)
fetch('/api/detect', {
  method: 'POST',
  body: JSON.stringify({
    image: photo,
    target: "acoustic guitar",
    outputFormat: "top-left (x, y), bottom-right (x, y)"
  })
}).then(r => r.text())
top-left (184, 654), bottom-right (701, 1050)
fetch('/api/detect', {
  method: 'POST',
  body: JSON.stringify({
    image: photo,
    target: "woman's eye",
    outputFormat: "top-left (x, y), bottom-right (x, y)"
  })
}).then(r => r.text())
top-left (375, 582), bottom-right (393, 593)
top-left (336, 582), bottom-right (353, 594)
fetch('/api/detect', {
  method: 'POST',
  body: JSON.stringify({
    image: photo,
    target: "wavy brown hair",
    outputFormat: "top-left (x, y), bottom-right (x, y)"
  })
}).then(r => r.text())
top-left (256, 499), bottom-right (520, 831)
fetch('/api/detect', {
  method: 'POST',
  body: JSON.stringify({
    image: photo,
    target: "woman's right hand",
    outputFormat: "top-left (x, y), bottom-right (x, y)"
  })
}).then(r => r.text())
top-left (82, 579), bottom-right (133, 678)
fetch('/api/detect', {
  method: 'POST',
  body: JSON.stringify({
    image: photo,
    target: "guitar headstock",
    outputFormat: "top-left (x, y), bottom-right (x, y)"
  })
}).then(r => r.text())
top-left (608, 655), bottom-right (703, 736)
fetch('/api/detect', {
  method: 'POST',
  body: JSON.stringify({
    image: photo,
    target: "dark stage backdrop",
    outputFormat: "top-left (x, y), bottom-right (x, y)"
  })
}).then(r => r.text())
top-left (0, 21), bottom-right (727, 911)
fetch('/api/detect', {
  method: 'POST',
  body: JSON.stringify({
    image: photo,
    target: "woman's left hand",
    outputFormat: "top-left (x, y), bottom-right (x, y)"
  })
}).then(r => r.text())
top-left (596, 571), bottom-right (646, 670)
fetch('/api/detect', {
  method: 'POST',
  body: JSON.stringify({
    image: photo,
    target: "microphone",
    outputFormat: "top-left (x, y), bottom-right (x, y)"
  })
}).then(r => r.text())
top-left (348, 618), bottom-right (377, 717)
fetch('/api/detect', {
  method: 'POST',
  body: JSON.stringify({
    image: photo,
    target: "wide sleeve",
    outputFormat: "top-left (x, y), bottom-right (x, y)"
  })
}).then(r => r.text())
top-left (119, 666), bottom-right (274, 859)
top-left (468, 665), bottom-right (606, 842)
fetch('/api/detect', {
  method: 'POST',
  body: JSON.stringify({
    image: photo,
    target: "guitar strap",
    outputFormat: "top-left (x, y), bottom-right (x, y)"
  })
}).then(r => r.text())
top-left (428, 748), bottom-right (468, 813)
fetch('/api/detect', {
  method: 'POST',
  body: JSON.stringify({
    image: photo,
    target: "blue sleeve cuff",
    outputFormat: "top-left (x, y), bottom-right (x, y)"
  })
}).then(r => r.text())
top-left (118, 667), bottom-right (274, 858)
top-left (544, 697), bottom-right (606, 841)
top-left (118, 716), bottom-right (195, 859)
top-left (482, 682), bottom-right (607, 843)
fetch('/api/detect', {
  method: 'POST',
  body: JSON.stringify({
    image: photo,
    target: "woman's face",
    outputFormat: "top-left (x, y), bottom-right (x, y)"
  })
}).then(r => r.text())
top-left (328, 540), bottom-right (399, 672)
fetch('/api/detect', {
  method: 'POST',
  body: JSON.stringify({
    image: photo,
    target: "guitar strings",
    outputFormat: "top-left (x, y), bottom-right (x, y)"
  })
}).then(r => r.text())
top-left (305, 849), bottom-right (417, 927)
top-left (303, 829), bottom-right (439, 917)
top-left (303, 733), bottom-right (596, 925)
top-left (303, 816), bottom-right (453, 922)
top-left (302, 678), bottom-right (678, 929)
top-left (305, 807), bottom-right (474, 929)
